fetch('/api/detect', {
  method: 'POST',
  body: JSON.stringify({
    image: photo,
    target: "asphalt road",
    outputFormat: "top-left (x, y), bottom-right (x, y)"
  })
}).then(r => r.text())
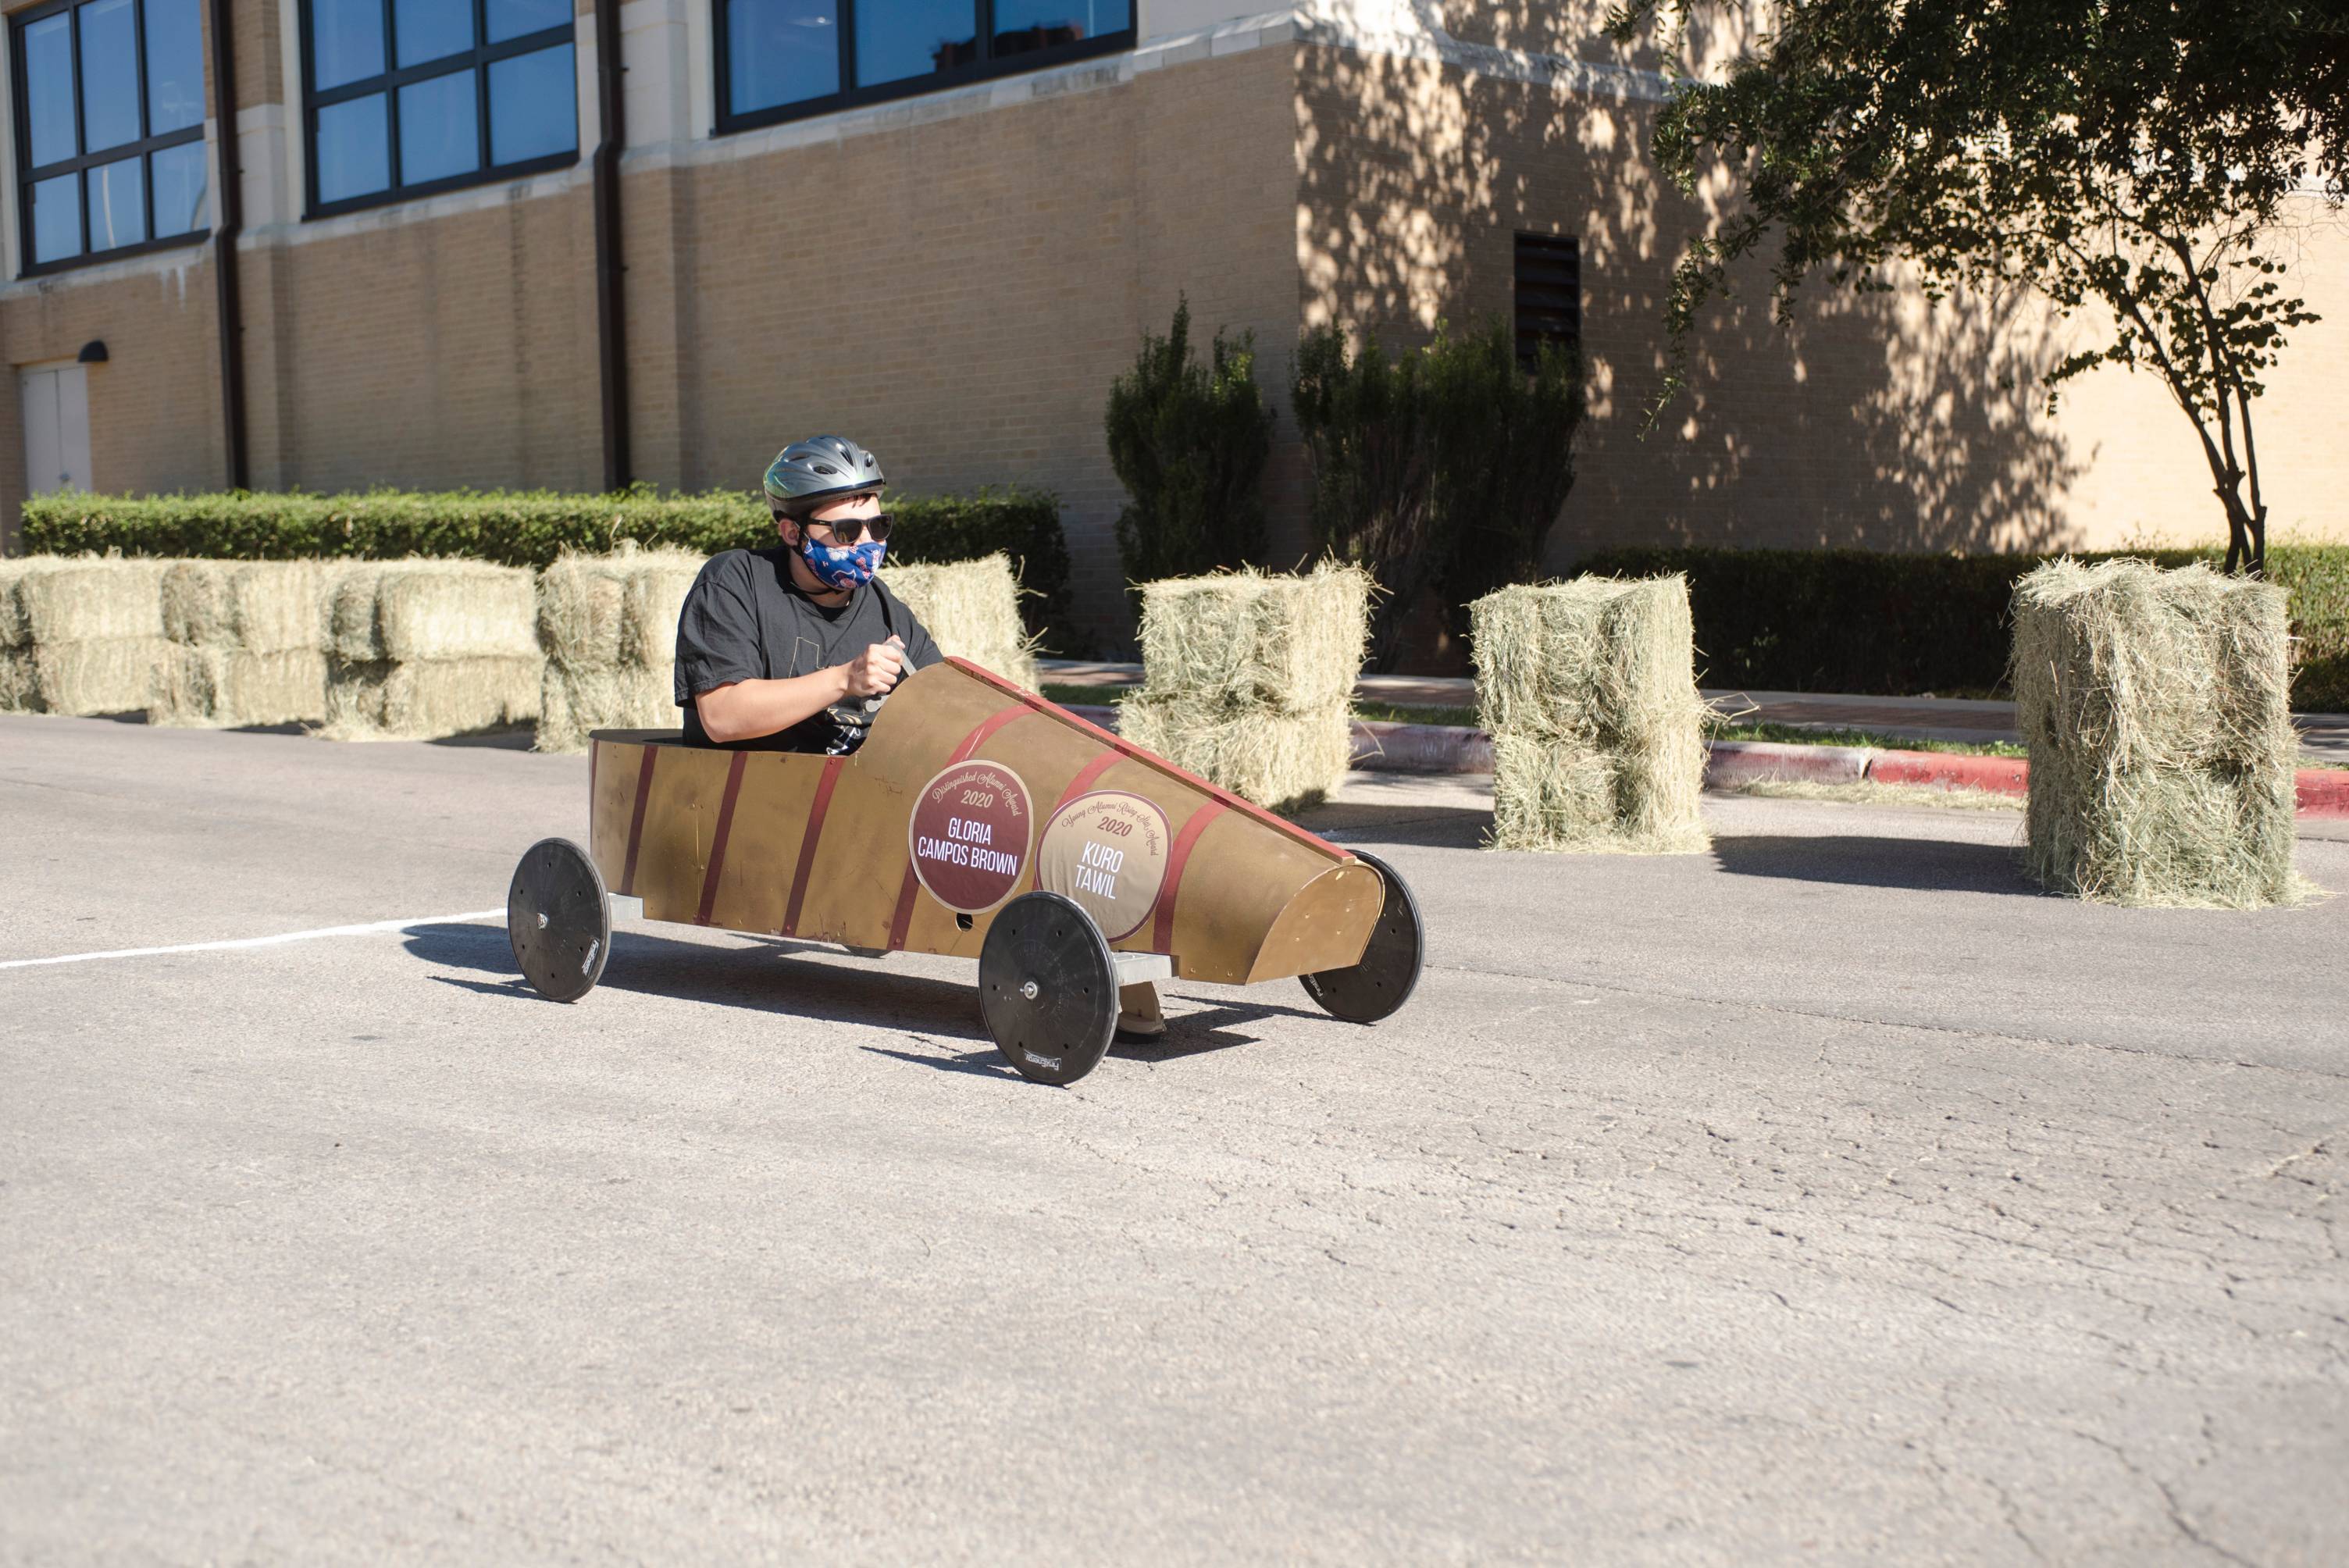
top-left (2, 715), bottom-right (2344, 1564)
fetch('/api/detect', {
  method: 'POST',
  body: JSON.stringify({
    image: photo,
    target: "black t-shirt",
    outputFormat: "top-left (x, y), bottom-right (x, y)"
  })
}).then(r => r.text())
top-left (672, 547), bottom-right (943, 754)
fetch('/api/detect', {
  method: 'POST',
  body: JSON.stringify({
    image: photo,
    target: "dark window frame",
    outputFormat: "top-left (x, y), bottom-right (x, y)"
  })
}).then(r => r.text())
top-left (10, 0), bottom-right (211, 278)
top-left (712, 0), bottom-right (1135, 137)
top-left (1513, 230), bottom-right (1581, 372)
top-left (297, 0), bottom-right (579, 219)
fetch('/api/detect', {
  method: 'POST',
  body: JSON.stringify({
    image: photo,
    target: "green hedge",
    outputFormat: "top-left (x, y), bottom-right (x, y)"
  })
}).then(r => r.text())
top-left (1574, 544), bottom-right (2349, 711)
top-left (19, 485), bottom-right (1089, 655)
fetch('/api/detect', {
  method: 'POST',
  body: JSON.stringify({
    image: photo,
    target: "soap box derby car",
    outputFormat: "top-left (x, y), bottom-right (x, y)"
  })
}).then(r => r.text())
top-left (507, 657), bottom-right (1424, 1085)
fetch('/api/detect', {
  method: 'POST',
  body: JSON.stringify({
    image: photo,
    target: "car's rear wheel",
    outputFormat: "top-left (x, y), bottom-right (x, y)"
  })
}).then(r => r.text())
top-left (508, 838), bottom-right (612, 1003)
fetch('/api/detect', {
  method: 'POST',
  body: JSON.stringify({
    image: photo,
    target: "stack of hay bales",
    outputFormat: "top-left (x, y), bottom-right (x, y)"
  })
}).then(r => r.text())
top-left (1119, 564), bottom-right (1371, 811)
top-left (153, 561), bottom-right (331, 727)
top-left (324, 560), bottom-right (541, 739)
top-left (0, 555), bottom-right (169, 715)
top-left (1469, 575), bottom-right (1709, 853)
top-left (2011, 558), bottom-right (2300, 907)
top-left (885, 553), bottom-right (1039, 692)
top-left (535, 545), bottom-right (706, 752)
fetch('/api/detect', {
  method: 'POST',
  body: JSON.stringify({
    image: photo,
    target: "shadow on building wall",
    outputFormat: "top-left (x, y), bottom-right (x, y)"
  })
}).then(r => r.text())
top-left (1290, 39), bottom-right (2084, 570)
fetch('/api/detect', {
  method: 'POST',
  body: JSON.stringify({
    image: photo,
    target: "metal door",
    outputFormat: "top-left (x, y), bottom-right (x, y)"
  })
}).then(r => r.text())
top-left (20, 364), bottom-right (93, 494)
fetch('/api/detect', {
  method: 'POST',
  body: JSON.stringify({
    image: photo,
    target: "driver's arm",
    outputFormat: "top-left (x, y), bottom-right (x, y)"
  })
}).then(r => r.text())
top-left (694, 637), bottom-right (905, 744)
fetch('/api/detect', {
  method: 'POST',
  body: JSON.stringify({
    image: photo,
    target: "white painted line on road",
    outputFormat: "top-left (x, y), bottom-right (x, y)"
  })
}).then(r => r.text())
top-left (0, 910), bottom-right (506, 971)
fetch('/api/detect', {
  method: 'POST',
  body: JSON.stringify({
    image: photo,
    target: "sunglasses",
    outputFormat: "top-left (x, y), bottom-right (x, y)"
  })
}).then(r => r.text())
top-left (793, 511), bottom-right (893, 545)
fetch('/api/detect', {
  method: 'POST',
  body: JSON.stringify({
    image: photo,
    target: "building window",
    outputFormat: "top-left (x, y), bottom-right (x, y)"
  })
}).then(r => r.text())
top-left (716, 0), bottom-right (1135, 134)
top-left (10, 0), bottom-right (210, 275)
top-left (1514, 232), bottom-right (1581, 370)
top-left (299, 0), bottom-right (579, 217)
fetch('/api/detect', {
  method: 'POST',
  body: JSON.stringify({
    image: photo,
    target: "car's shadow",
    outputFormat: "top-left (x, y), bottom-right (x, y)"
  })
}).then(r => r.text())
top-left (1298, 801), bottom-right (1491, 851)
top-left (405, 922), bottom-right (1325, 1079)
top-left (1710, 834), bottom-right (2042, 896)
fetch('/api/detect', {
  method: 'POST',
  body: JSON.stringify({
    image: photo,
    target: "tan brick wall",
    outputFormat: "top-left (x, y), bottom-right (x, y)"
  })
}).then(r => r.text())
top-left (230, 0), bottom-right (280, 110)
top-left (628, 43), bottom-right (1299, 644)
top-left (0, 256), bottom-right (228, 550)
top-left (1292, 41), bottom-right (2349, 569)
top-left (237, 187), bottom-right (603, 492)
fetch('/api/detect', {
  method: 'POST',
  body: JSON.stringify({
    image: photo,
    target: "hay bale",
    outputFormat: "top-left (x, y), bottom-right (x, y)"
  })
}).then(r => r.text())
top-left (330, 559), bottom-right (538, 664)
top-left (0, 640), bottom-right (167, 716)
top-left (0, 556), bottom-right (169, 715)
top-left (1118, 697), bottom-right (1353, 814)
top-left (885, 554), bottom-right (1039, 693)
top-left (1125, 564), bottom-right (1371, 811)
top-left (152, 561), bottom-right (331, 727)
top-left (2011, 558), bottom-right (2301, 907)
top-left (1135, 564), bottom-right (1371, 712)
top-left (154, 648), bottom-right (330, 729)
top-left (323, 561), bottom-right (541, 739)
top-left (324, 657), bottom-right (542, 740)
top-left (162, 560), bottom-right (330, 653)
top-left (533, 546), bottom-right (704, 752)
top-left (541, 666), bottom-right (674, 753)
top-left (0, 555), bottom-right (166, 647)
top-left (1469, 576), bottom-right (1709, 853)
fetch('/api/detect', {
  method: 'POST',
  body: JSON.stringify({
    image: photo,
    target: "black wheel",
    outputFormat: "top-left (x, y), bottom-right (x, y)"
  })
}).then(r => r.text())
top-left (1300, 850), bottom-right (1424, 1024)
top-left (979, 891), bottom-right (1119, 1086)
top-left (508, 838), bottom-right (612, 1003)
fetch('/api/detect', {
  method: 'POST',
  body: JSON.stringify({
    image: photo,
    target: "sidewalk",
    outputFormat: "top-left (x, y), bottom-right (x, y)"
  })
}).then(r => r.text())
top-left (1037, 660), bottom-right (2349, 767)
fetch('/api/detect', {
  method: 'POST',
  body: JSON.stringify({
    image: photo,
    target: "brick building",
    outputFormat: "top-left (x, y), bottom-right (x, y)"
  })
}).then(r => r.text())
top-left (4, 0), bottom-right (2344, 644)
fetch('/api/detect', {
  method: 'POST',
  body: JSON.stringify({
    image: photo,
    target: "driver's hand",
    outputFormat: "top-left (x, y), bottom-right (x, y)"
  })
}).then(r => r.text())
top-left (843, 636), bottom-right (907, 699)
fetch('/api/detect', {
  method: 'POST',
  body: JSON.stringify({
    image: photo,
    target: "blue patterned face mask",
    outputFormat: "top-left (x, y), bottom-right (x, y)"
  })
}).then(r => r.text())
top-left (801, 535), bottom-right (886, 591)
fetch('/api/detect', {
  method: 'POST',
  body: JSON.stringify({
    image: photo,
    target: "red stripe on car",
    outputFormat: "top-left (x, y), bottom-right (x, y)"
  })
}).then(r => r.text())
top-left (619, 747), bottom-right (659, 896)
top-left (1150, 800), bottom-right (1228, 956)
top-left (694, 753), bottom-right (750, 926)
top-left (782, 756), bottom-right (845, 938)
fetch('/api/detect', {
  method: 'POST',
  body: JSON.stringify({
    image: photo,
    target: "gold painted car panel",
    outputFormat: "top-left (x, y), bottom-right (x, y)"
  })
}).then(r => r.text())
top-left (585, 658), bottom-right (1379, 984)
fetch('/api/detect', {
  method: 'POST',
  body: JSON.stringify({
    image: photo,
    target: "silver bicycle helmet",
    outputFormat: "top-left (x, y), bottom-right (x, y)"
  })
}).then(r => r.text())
top-left (762, 435), bottom-right (886, 512)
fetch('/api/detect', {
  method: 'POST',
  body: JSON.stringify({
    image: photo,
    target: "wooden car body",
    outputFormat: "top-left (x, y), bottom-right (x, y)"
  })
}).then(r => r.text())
top-left (584, 657), bottom-right (1383, 985)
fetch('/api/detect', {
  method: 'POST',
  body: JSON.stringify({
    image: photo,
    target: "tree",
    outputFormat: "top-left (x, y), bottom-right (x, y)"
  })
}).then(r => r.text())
top-left (1292, 325), bottom-right (1437, 668)
top-left (1428, 322), bottom-right (1586, 634)
top-left (1607, 0), bottom-right (2349, 573)
top-left (1294, 319), bottom-right (1586, 668)
top-left (1106, 297), bottom-right (1276, 587)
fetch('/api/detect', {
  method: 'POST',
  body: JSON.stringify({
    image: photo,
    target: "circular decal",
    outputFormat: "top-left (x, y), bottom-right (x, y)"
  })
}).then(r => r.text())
top-left (909, 761), bottom-right (1034, 914)
top-left (1035, 791), bottom-right (1171, 942)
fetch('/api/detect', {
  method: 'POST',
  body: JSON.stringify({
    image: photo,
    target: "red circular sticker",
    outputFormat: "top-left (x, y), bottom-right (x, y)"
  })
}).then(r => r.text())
top-left (908, 761), bottom-right (1033, 914)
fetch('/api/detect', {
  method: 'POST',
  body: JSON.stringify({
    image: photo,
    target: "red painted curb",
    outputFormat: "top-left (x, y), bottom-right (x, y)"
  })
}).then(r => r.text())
top-left (2299, 769), bottom-right (2349, 818)
top-left (1866, 749), bottom-right (2029, 796)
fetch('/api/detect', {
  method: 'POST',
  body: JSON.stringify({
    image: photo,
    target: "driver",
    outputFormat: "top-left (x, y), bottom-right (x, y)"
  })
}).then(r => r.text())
top-left (674, 436), bottom-right (943, 754)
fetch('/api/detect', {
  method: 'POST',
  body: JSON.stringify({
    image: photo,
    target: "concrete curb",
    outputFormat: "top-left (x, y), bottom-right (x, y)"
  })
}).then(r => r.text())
top-left (1353, 719), bottom-right (1492, 773)
top-left (1057, 703), bottom-right (2349, 818)
top-left (1706, 739), bottom-right (1872, 787)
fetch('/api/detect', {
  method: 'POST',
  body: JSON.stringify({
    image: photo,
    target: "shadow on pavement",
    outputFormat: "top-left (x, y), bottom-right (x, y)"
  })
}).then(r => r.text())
top-left (427, 725), bottom-right (540, 750)
top-left (403, 922), bottom-right (1310, 1071)
top-left (1297, 804), bottom-right (1491, 851)
top-left (861, 1045), bottom-right (1021, 1080)
top-left (1710, 834), bottom-right (2041, 896)
top-left (404, 921), bottom-right (986, 1039)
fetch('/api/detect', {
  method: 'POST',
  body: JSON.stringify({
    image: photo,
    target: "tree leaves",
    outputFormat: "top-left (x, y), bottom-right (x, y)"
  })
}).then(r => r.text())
top-left (1607, 0), bottom-right (2347, 568)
